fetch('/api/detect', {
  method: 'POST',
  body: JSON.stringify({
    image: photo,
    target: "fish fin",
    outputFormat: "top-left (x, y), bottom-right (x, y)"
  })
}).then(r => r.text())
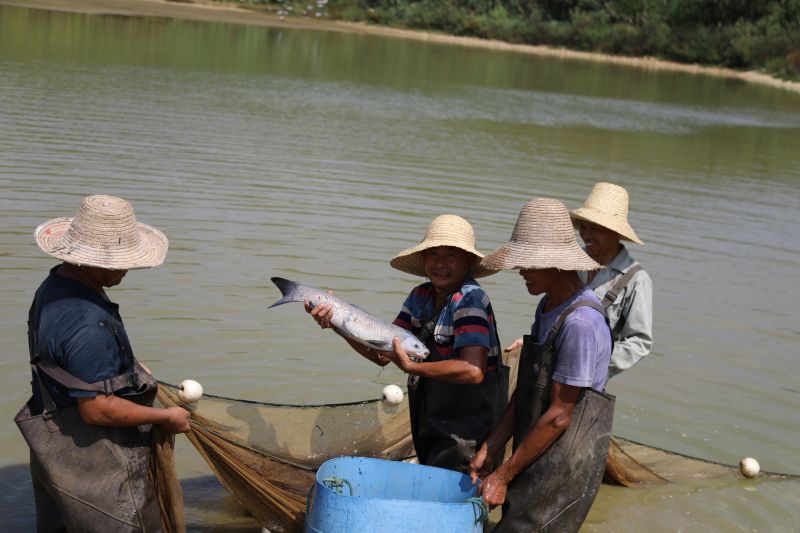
top-left (364, 340), bottom-right (385, 349)
top-left (269, 277), bottom-right (301, 308)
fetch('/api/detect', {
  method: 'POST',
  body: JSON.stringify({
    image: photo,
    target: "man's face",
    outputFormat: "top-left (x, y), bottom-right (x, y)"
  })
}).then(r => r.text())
top-left (519, 268), bottom-right (558, 296)
top-left (423, 246), bottom-right (473, 292)
top-left (576, 220), bottom-right (620, 263)
top-left (99, 269), bottom-right (127, 287)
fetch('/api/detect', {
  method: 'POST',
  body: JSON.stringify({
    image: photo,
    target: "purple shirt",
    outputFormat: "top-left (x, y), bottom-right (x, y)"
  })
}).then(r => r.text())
top-left (533, 287), bottom-right (611, 391)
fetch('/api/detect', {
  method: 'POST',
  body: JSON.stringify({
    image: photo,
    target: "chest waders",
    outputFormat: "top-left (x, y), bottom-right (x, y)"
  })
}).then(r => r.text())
top-left (14, 311), bottom-right (161, 533)
top-left (494, 300), bottom-right (615, 533)
top-left (408, 311), bottom-right (508, 473)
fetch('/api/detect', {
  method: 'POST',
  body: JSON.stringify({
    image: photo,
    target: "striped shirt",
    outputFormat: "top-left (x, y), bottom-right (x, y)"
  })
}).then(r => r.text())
top-left (393, 278), bottom-right (501, 371)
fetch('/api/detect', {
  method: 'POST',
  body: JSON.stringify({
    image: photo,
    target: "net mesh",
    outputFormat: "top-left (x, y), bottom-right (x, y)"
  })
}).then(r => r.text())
top-left (156, 382), bottom-right (414, 532)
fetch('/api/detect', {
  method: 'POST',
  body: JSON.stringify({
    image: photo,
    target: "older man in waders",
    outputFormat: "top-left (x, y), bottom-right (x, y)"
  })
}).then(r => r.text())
top-left (469, 198), bottom-right (614, 532)
top-left (14, 195), bottom-right (190, 532)
top-left (570, 181), bottom-right (652, 377)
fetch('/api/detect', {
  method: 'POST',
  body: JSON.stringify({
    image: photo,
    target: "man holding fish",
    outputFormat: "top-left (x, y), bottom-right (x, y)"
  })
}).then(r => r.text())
top-left (300, 214), bottom-right (508, 473)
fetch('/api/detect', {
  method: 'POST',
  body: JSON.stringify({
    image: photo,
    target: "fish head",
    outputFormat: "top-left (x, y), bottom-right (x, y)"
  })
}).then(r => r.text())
top-left (400, 335), bottom-right (429, 360)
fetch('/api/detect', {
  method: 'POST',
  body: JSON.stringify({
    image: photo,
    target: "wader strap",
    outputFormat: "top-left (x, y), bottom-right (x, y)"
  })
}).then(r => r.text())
top-left (601, 264), bottom-right (642, 310)
top-left (34, 356), bottom-right (143, 395)
top-left (543, 300), bottom-right (608, 348)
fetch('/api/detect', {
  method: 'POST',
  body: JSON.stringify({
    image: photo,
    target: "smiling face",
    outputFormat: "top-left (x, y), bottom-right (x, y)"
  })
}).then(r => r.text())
top-left (422, 246), bottom-right (475, 293)
top-left (576, 220), bottom-right (621, 265)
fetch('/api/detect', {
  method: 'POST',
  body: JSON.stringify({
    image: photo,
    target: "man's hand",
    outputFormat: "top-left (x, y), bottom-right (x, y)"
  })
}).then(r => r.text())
top-left (388, 337), bottom-right (413, 372)
top-left (504, 337), bottom-right (523, 353)
top-left (469, 441), bottom-right (491, 484)
top-left (479, 465), bottom-right (512, 507)
top-left (305, 293), bottom-right (335, 329)
top-left (160, 406), bottom-right (191, 434)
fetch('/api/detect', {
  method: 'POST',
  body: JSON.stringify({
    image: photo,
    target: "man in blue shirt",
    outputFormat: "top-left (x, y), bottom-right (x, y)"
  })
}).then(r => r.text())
top-left (470, 198), bottom-right (614, 532)
top-left (15, 195), bottom-right (190, 533)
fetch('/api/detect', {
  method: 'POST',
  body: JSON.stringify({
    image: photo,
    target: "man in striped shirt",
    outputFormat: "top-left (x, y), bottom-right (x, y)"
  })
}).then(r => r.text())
top-left (308, 215), bottom-right (508, 472)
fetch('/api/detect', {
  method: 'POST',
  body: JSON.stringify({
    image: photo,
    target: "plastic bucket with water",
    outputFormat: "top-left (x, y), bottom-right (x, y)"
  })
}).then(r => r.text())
top-left (305, 456), bottom-right (486, 532)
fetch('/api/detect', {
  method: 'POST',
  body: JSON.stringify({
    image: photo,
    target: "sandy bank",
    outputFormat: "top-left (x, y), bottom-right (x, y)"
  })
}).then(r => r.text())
top-left (3, 0), bottom-right (800, 94)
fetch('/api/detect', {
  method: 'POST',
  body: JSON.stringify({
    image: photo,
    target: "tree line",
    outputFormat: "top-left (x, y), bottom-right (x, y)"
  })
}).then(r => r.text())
top-left (242, 0), bottom-right (800, 78)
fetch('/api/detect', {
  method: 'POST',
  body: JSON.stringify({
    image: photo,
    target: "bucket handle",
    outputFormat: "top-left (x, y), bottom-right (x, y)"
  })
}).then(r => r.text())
top-left (465, 496), bottom-right (489, 524)
top-left (322, 476), bottom-right (354, 496)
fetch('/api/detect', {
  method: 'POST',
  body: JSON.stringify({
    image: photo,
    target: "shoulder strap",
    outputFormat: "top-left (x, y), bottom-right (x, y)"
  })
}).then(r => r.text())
top-left (544, 300), bottom-right (607, 348)
top-left (601, 264), bottom-right (642, 310)
top-left (35, 357), bottom-right (143, 395)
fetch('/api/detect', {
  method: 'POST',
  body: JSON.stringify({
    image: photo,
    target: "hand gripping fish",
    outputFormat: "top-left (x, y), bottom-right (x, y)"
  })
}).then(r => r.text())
top-left (269, 277), bottom-right (430, 360)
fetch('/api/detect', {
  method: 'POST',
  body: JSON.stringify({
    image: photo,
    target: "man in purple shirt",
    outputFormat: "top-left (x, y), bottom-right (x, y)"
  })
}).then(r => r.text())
top-left (469, 198), bottom-right (614, 532)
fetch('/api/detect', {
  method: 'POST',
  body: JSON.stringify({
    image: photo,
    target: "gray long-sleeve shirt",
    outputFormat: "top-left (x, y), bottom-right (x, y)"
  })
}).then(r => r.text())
top-left (579, 245), bottom-right (653, 378)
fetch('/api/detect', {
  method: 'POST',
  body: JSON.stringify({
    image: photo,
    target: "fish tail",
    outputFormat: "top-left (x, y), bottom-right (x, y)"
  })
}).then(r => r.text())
top-left (269, 277), bottom-right (303, 308)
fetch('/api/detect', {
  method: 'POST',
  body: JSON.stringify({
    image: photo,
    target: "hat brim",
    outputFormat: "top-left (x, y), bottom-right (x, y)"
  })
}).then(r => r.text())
top-left (390, 240), bottom-right (497, 278)
top-left (35, 217), bottom-right (169, 270)
top-left (570, 209), bottom-right (644, 245)
top-left (482, 241), bottom-right (601, 272)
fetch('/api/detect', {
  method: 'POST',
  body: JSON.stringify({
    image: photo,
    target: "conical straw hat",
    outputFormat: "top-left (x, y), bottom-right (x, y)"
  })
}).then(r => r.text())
top-left (482, 198), bottom-right (600, 272)
top-left (35, 195), bottom-right (168, 270)
top-left (570, 182), bottom-right (644, 244)
top-left (390, 214), bottom-right (496, 278)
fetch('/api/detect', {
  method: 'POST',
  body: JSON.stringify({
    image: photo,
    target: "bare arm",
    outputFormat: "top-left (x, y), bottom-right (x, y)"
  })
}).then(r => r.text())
top-left (478, 381), bottom-right (582, 506)
top-left (389, 339), bottom-right (487, 385)
top-left (77, 394), bottom-right (190, 434)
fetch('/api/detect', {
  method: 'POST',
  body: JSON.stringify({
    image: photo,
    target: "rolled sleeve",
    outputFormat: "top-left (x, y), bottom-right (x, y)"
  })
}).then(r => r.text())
top-left (62, 323), bottom-right (122, 398)
top-left (452, 290), bottom-right (491, 351)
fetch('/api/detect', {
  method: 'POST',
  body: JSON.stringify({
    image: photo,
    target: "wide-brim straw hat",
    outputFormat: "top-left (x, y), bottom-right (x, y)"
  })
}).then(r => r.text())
top-left (35, 195), bottom-right (168, 270)
top-left (390, 214), bottom-right (496, 278)
top-left (570, 182), bottom-right (644, 244)
top-left (482, 198), bottom-right (601, 272)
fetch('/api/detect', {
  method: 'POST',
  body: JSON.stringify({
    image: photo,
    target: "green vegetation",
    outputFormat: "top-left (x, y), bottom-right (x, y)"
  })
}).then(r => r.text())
top-left (226, 0), bottom-right (800, 79)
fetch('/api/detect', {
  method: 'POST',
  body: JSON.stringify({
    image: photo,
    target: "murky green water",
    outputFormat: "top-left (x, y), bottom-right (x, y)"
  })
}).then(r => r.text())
top-left (1, 5), bottom-right (799, 531)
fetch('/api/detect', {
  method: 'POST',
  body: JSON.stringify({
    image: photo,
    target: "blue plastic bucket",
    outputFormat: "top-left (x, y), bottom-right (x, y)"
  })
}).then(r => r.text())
top-left (305, 456), bottom-right (486, 532)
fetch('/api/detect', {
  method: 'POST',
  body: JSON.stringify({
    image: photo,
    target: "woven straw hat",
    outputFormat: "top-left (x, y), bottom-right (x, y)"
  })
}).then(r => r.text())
top-left (482, 198), bottom-right (600, 272)
top-left (570, 182), bottom-right (644, 244)
top-left (35, 195), bottom-right (168, 270)
top-left (390, 214), bottom-right (495, 278)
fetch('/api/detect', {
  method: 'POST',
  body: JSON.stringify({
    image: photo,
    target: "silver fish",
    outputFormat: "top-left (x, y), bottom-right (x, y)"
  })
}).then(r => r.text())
top-left (269, 277), bottom-right (430, 360)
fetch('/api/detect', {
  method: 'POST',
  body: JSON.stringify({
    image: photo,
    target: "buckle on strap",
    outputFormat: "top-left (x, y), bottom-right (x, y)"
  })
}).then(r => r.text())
top-left (103, 379), bottom-right (112, 395)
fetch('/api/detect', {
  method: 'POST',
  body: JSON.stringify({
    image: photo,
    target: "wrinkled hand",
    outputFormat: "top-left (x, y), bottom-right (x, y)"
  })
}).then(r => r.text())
top-left (504, 337), bottom-right (523, 353)
top-left (388, 337), bottom-right (413, 372)
top-left (469, 442), bottom-right (491, 484)
top-left (305, 294), bottom-right (335, 329)
top-left (479, 466), bottom-right (512, 508)
top-left (161, 406), bottom-right (191, 434)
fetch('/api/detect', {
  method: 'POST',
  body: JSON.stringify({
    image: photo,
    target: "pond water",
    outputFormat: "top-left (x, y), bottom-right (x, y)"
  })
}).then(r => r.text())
top-left (1, 5), bottom-right (799, 531)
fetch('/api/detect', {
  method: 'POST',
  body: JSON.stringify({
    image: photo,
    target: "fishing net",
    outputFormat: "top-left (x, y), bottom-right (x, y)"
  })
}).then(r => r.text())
top-left (154, 350), bottom-right (798, 532)
top-left (156, 382), bottom-right (414, 532)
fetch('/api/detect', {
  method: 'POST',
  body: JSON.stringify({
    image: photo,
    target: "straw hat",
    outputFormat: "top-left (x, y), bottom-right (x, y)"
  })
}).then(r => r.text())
top-left (35, 195), bottom-right (168, 270)
top-left (570, 182), bottom-right (644, 244)
top-left (482, 198), bottom-right (600, 272)
top-left (390, 214), bottom-right (495, 278)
